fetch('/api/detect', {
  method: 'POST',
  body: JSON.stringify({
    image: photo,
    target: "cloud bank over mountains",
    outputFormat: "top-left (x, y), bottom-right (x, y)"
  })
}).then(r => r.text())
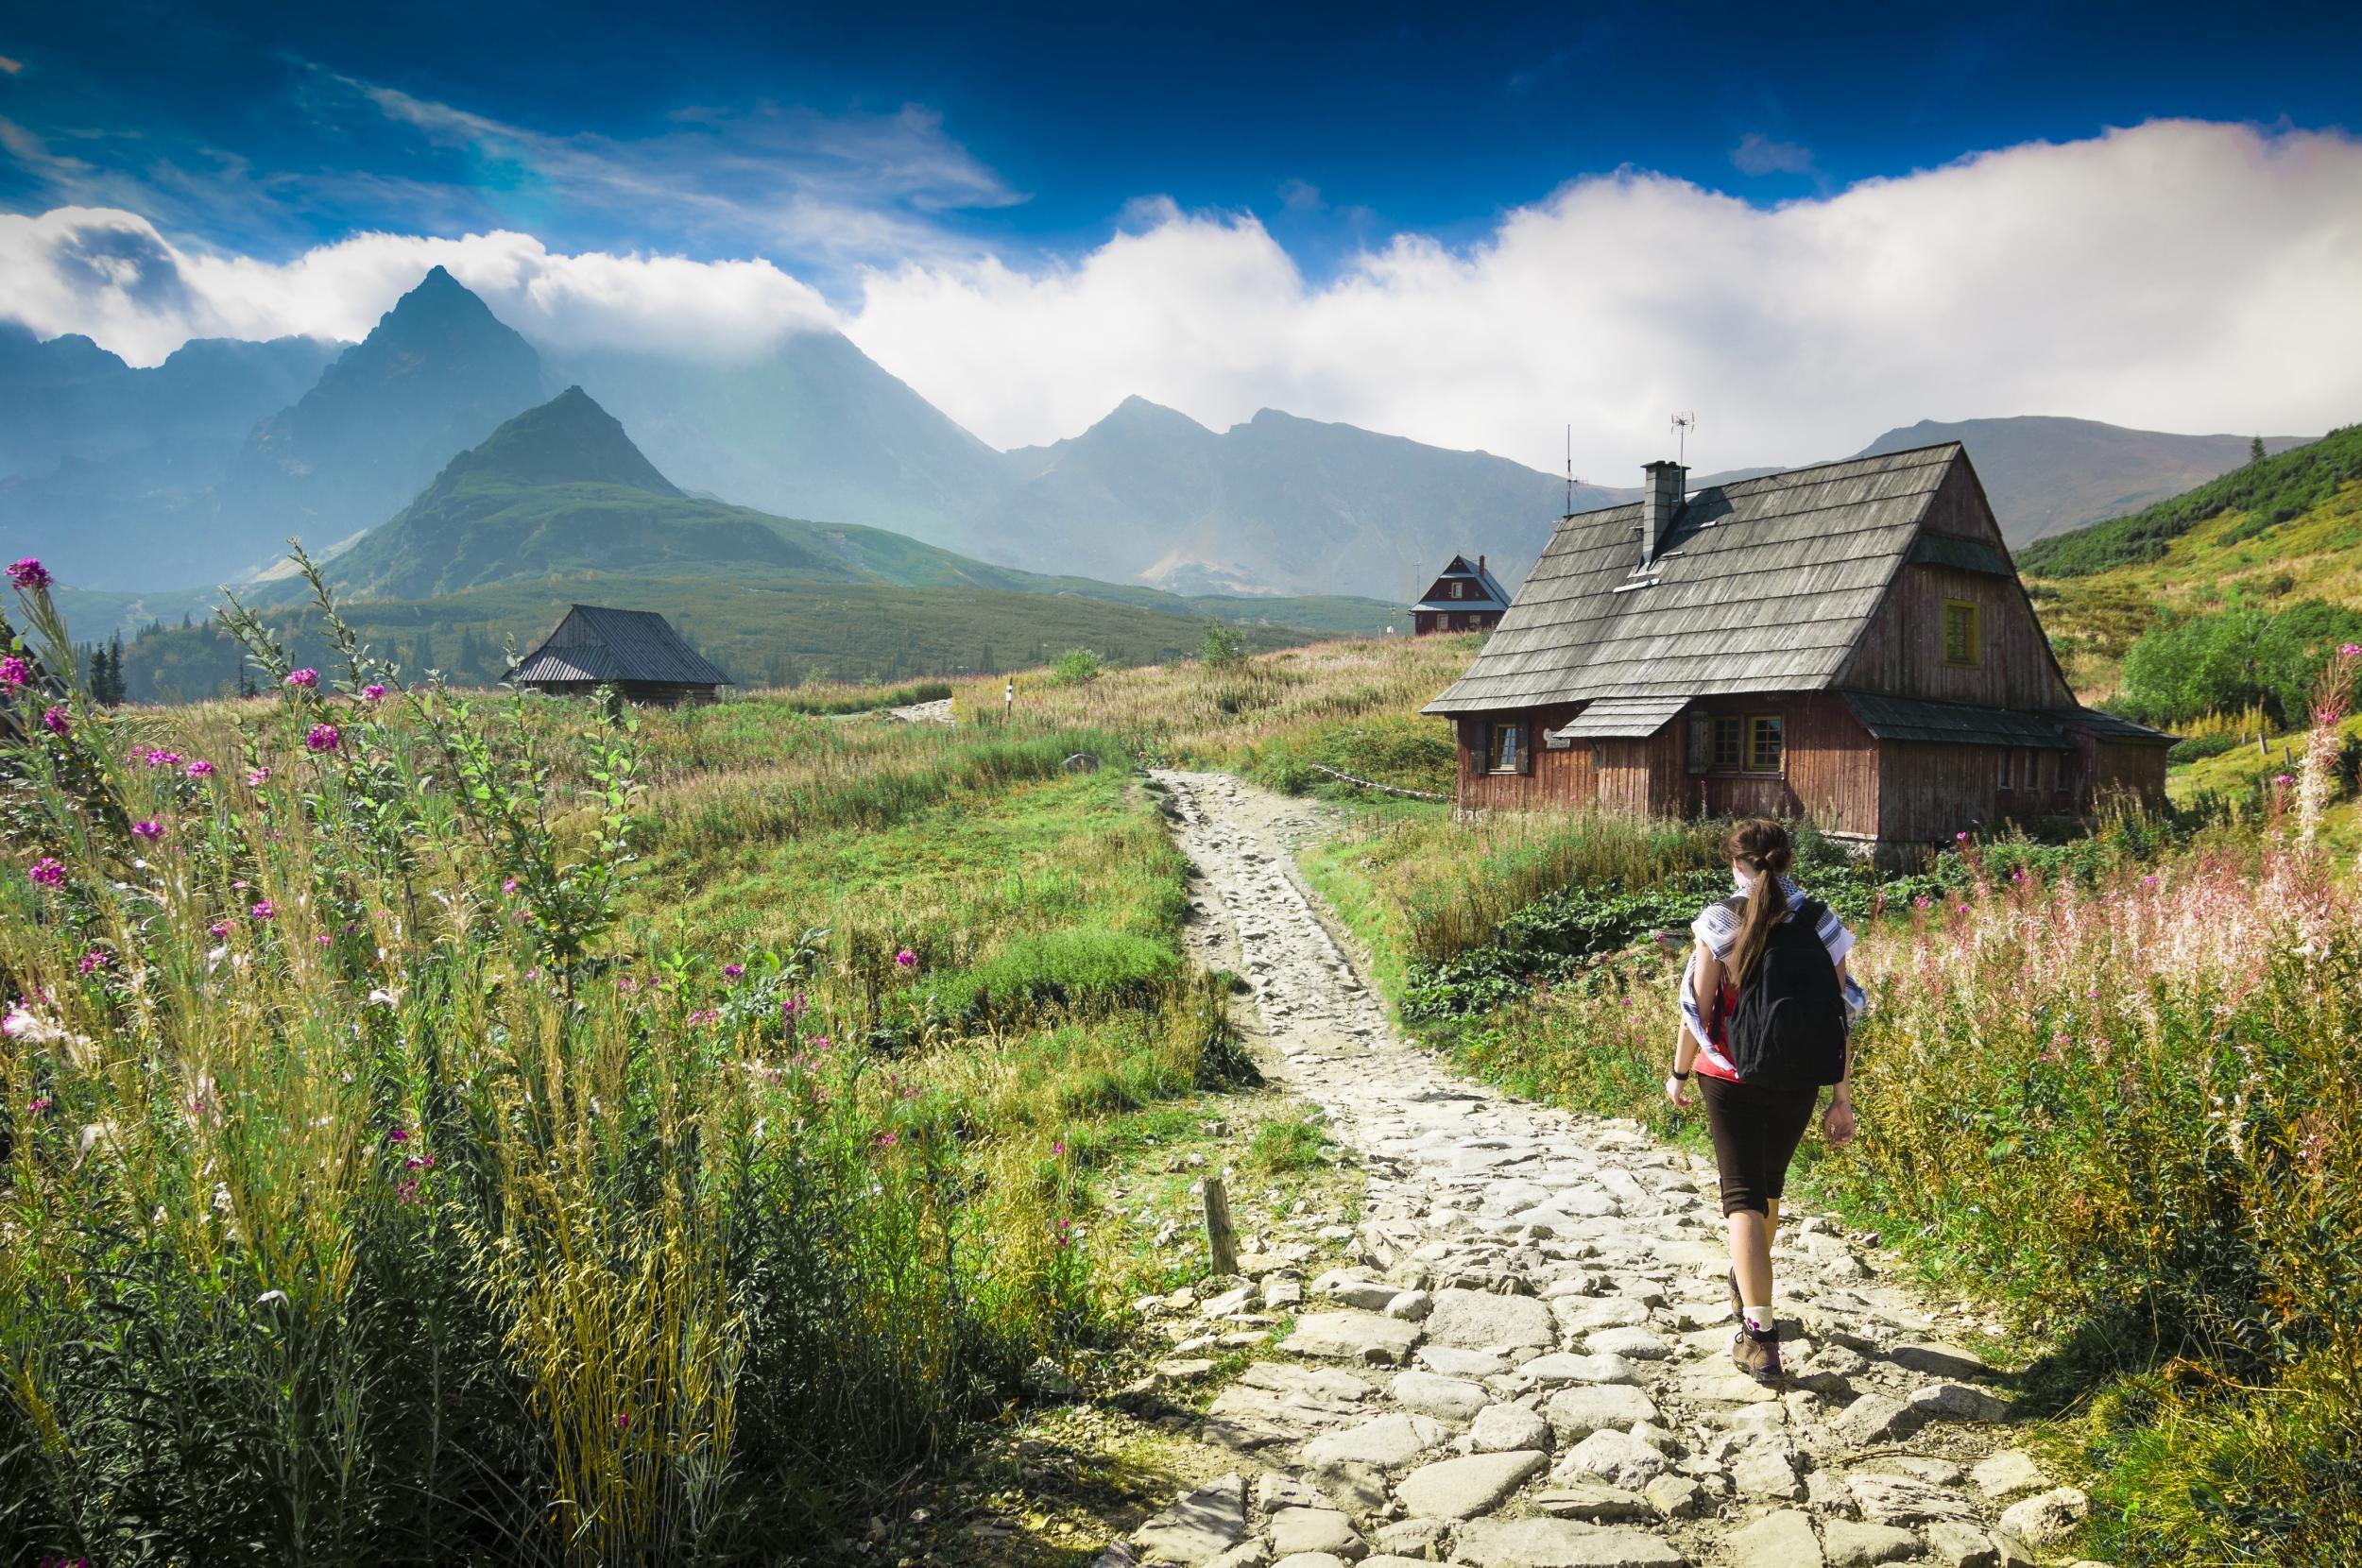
top-left (4, 119), bottom-right (2357, 475)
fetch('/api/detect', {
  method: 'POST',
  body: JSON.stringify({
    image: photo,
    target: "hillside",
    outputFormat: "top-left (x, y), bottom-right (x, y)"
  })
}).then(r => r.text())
top-left (108, 574), bottom-right (1354, 701)
top-left (1859, 416), bottom-right (2315, 547)
top-left (2021, 424), bottom-right (2362, 692)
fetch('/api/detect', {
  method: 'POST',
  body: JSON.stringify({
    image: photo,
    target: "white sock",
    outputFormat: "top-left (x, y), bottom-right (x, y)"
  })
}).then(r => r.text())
top-left (1743, 1304), bottom-right (1772, 1332)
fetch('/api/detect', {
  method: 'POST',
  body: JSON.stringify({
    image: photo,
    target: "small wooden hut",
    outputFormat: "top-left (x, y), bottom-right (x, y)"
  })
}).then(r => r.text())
top-left (1424, 445), bottom-right (2173, 854)
top-left (514, 605), bottom-right (729, 707)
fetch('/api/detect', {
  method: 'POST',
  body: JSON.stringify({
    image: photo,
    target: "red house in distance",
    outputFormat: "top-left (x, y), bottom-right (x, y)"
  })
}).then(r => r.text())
top-left (1412, 554), bottom-right (1511, 636)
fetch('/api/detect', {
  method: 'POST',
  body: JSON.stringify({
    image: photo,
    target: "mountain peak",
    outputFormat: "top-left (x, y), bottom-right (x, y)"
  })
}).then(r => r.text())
top-left (433, 385), bottom-right (683, 498)
top-left (1088, 394), bottom-right (1213, 438)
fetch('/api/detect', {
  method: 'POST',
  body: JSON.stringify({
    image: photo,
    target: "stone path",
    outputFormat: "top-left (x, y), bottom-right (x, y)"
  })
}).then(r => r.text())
top-left (1104, 771), bottom-right (2097, 1568)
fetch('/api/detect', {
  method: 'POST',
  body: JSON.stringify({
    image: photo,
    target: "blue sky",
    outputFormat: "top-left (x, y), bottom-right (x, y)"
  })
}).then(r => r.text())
top-left (4, 2), bottom-right (2360, 472)
top-left (8, 0), bottom-right (2359, 282)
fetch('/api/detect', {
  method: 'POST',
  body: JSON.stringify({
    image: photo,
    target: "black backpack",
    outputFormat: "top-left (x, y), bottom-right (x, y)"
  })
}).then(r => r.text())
top-left (1726, 897), bottom-right (1848, 1087)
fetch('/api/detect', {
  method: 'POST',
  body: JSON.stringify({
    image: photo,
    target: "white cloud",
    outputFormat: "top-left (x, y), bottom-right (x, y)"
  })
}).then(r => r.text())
top-left (0, 208), bottom-right (835, 362)
top-left (3, 120), bottom-right (2358, 477)
top-left (843, 120), bottom-right (2362, 473)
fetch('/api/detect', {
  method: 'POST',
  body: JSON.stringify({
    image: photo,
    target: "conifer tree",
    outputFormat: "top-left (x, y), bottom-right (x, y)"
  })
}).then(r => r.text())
top-left (2251, 435), bottom-right (2268, 465)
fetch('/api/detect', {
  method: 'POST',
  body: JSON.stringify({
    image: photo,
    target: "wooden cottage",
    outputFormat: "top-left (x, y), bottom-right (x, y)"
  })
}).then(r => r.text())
top-left (1424, 445), bottom-right (2172, 853)
top-left (515, 605), bottom-right (730, 707)
top-left (1412, 554), bottom-right (1511, 635)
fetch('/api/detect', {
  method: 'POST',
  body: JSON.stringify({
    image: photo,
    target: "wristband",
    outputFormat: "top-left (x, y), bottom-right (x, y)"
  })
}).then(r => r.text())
top-left (1669, 1068), bottom-right (1691, 1081)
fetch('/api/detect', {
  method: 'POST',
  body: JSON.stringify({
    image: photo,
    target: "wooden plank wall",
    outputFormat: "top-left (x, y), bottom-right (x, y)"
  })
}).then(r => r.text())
top-left (1836, 466), bottom-right (2077, 710)
top-left (2090, 740), bottom-right (2170, 807)
top-left (1455, 705), bottom-right (1589, 809)
top-left (1686, 693), bottom-right (1878, 838)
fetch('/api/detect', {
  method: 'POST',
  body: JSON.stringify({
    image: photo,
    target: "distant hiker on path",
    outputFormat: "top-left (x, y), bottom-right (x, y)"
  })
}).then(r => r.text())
top-left (1666, 819), bottom-right (1863, 1380)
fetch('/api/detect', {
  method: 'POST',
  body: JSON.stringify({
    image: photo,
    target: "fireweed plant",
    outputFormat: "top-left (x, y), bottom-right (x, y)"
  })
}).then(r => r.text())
top-left (0, 555), bottom-right (1188, 1563)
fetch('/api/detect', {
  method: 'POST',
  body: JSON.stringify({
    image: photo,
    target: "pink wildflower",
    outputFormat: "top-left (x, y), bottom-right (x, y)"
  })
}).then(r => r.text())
top-left (502, 877), bottom-right (519, 895)
top-left (304, 723), bottom-right (340, 753)
top-left (143, 748), bottom-right (181, 767)
top-left (250, 899), bottom-right (276, 921)
top-left (2142, 874), bottom-right (2158, 887)
top-left (27, 1096), bottom-right (51, 1115)
top-left (315, 933), bottom-right (332, 946)
top-left (361, 683), bottom-right (386, 701)
top-left (27, 857), bottom-right (64, 887)
top-left (77, 950), bottom-right (110, 975)
top-left (1954, 831), bottom-right (1971, 843)
top-left (2275, 773), bottom-right (2295, 786)
top-left (387, 1127), bottom-right (410, 1143)
top-left (781, 994), bottom-right (807, 1020)
top-left (1912, 895), bottom-right (1932, 909)
top-left (875, 1132), bottom-right (899, 1148)
top-left (0, 655), bottom-right (26, 687)
top-left (723, 963), bottom-right (745, 980)
top-left (1052, 1140), bottom-right (1066, 1156)
top-left (41, 705), bottom-right (69, 736)
top-left (2343, 643), bottom-right (2361, 658)
top-left (894, 947), bottom-right (916, 969)
top-left (247, 766), bottom-right (271, 787)
top-left (209, 921), bottom-right (231, 938)
top-left (810, 1034), bottom-right (831, 1051)
top-left (285, 668), bottom-right (317, 690)
top-left (130, 820), bottom-right (163, 841)
top-left (616, 1412), bottom-right (632, 1431)
top-left (185, 759), bottom-right (214, 777)
top-left (6, 557), bottom-right (51, 591)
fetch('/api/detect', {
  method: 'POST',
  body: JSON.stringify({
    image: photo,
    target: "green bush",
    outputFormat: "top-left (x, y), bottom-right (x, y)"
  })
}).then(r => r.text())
top-left (2116, 598), bottom-right (2362, 727)
top-left (1049, 648), bottom-right (1104, 686)
top-left (2169, 732), bottom-right (2244, 764)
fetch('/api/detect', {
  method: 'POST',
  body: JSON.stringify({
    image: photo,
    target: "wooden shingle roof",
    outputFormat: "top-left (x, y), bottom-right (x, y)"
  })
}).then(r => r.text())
top-left (1426, 445), bottom-right (1962, 715)
top-left (515, 605), bottom-right (731, 688)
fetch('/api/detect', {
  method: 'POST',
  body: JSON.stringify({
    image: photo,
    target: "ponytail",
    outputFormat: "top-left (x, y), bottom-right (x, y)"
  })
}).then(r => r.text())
top-left (1726, 818), bottom-right (1795, 986)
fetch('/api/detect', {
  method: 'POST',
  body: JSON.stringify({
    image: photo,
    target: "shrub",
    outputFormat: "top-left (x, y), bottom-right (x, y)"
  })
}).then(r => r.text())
top-left (1049, 648), bottom-right (1104, 686)
top-left (1198, 621), bottom-right (1249, 671)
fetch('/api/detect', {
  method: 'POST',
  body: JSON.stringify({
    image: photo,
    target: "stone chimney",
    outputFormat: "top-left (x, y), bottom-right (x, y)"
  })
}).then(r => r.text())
top-left (1640, 461), bottom-right (1686, 567)
top-left (1476, 554), bottom-right (1486, 574)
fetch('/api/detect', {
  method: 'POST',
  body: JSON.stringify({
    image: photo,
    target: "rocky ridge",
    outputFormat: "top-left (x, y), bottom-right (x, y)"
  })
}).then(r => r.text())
top-left (1098, 771), bottom-right (2102, 1568)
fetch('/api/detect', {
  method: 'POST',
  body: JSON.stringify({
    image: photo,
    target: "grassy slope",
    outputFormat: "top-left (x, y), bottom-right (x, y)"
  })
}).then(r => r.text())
top-left (103, 574), bottom-right (1379, 702)
top-left (2022, 426), bottom-right (2362, 695)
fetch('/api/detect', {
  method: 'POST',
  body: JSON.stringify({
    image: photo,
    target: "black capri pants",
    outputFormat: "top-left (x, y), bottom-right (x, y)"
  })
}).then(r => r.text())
top-left (1698, 1074), bottom-right (1820, 1217)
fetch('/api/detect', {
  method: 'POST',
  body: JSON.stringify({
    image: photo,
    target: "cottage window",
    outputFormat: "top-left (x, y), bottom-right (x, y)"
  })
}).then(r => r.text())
top-left (1450, 581), bottom-right (1465, 599)
top-left (1486, 722), bottom-right (1527, 775)
top-left (2000, 749), bottom-right (2017, 789)
top-left (1709, 716), bottom-right (1744, 770)
top-left (1943, 600), bottom-right (1981, 667)
top-left (1747, 715), bottom-right (1784, 773)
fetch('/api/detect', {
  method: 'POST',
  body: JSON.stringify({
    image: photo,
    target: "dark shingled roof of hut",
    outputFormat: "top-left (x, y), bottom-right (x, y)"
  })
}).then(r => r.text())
top-left (515, 605), bottom-right (732, 688)
top-left (1425, 444), bottom-right (1966, 715)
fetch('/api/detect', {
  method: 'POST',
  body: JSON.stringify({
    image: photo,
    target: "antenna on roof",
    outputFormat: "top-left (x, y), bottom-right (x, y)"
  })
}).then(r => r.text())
top-left (1670, 412), bottom-right (1697, 466)
top-left (1565, 424), bottom-right (1574, 516)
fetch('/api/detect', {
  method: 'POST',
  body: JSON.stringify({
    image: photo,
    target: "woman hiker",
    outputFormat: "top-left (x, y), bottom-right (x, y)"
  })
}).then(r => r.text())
top-left (1665, 819), bottom-right (1863, 1380)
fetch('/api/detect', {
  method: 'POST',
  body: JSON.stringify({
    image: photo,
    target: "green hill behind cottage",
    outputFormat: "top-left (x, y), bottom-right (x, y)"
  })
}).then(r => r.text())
top-left (75, 387), bottom-right (1398, 701)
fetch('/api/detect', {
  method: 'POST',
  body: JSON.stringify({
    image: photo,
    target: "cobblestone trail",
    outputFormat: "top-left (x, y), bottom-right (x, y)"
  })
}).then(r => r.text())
top-left (1105, 771), bottom-right (2097, 1568)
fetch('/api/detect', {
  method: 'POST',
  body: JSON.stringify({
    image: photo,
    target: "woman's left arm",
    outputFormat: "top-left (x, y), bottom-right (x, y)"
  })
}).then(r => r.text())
top-left (1823, 956), bottom-right (1857, 1145)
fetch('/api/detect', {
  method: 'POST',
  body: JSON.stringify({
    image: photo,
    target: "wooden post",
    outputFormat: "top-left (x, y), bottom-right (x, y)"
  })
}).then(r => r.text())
top-left (1003, 677), bottom-right (1014, 724)
top-left (1203, 1176), bottom-right (1240, 1278)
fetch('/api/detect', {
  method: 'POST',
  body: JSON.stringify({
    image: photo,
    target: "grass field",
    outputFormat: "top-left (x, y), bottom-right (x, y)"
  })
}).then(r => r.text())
top-left (10, 545), bottom-right (2361, 1565)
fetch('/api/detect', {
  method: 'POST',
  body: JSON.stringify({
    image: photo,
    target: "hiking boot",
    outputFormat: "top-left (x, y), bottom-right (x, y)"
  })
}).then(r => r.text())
top-left (1732, 1322), bottom-right (1783, 1381)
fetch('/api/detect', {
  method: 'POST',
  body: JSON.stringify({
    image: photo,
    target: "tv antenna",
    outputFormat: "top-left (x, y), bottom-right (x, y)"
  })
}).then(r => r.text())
top-left (1670, 412), bottom-right (1698, 465)
top-left (1566, 424), bottom-right (1575, 515)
